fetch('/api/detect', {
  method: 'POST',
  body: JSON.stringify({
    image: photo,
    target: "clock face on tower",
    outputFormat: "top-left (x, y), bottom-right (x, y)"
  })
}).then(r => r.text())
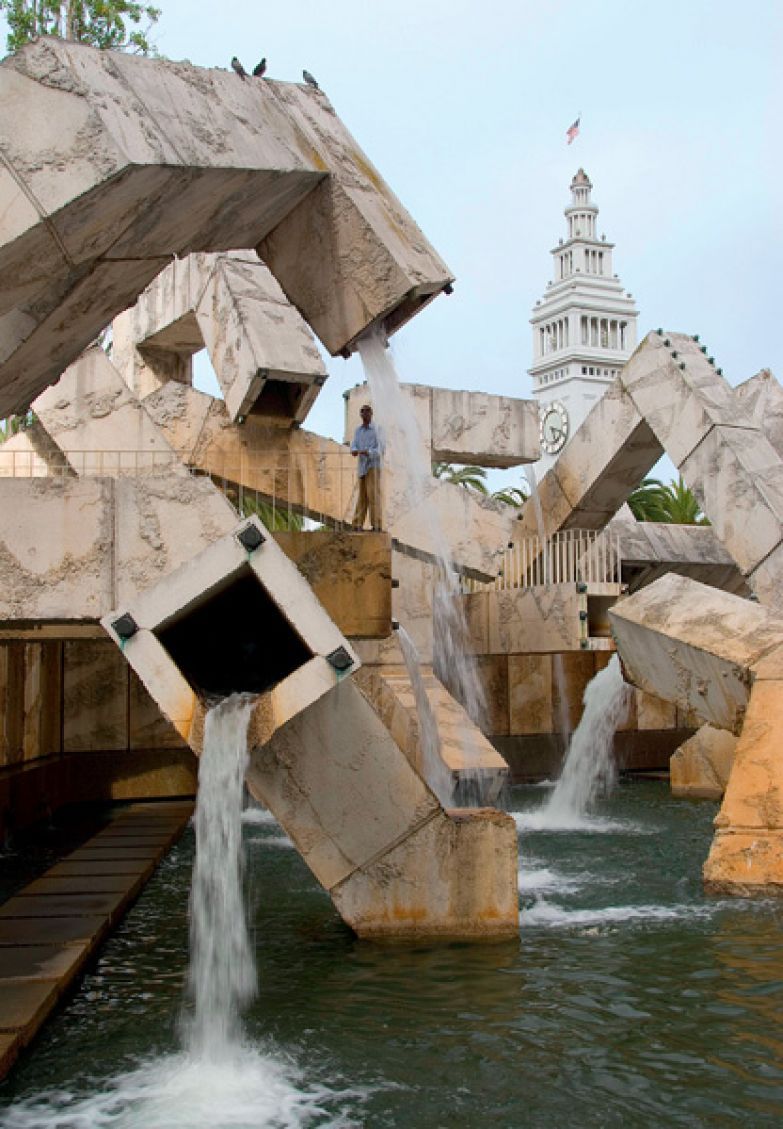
top-left (540, 400), bottom-right (569, 455)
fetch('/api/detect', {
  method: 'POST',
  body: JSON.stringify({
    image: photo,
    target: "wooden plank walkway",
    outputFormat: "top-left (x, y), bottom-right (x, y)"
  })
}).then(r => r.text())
top-left (0, 800), bottom-right (193, 1081)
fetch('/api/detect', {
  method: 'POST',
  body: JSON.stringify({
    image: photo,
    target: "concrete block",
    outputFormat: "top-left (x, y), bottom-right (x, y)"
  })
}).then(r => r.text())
top-left (0, 643), bottom-right (24, 767)
top-left (0, 478), bottom-right (114, 623)
top-left (552, 652), bottom-right (596, 734)
top-left (33, 347), bottom-right (184, 477)
top-left (128, 670), bottom-right (187, 750)
top-left (508, 654), bottom-right (553, 735)
top-left (330, 807), bottom-right (519, 941)
top-left (246, 679), bottom-right (439, 889)
top-left (679, 424), bottom-right (783, 579)
top-left (636, 690), bottom-right (678, 731)
top-left (515, 380), bottom-right (662, 540)
top-left (670, 725), bottom-right (736, 800)
top-left (485, 586), bottom-right (581, 655)
top-left (104, 515), bottom-right (358, 749)
top-left (430, 387), bottom-right (540, 467)
top-left (474, 655), bottom-right (509, 736)
top-left (609, 573), bottom-right (783, 732)
top-left (273, 530), bottom-right (392, 638)
top-left (1, 38), bottom-right (450, 412)
top-left (619, 331), bottom-right (750, 467)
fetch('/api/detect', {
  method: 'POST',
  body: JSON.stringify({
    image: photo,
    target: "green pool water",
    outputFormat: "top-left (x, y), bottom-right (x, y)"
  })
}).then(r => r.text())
top-left (1, 780), bottom-right (782, 1127)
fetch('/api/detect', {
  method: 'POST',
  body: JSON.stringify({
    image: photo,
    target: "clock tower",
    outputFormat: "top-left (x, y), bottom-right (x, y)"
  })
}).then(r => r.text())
top-left (529, 169), bottom-right (639, 474)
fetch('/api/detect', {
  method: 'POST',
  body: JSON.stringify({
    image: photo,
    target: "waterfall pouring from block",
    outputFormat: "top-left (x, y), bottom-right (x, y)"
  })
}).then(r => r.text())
top-left (185, 693), bottom-right (256, 1059)
top-left (543, 654), bottom-right (630, 824)
top-left (356, 327), bottom-right (487, 803)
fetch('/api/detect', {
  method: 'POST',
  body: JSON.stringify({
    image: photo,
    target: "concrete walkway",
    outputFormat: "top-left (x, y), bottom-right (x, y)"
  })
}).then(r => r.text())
top-left (0, 800), bottom-right (193, 1081)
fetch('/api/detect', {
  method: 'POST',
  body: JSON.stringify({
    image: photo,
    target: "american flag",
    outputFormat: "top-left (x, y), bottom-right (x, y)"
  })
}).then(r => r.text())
top-left (566, 116), bottom-right (580, 145)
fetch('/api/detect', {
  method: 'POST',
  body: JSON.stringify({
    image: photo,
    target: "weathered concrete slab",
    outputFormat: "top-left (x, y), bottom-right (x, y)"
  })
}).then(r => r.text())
top-left (246, 678), bottom-right (518, 939)
top-left (273, 530), bottom-right (392, 638)
top-left (734, 368), bottom-right (783, 456)
top-left (515, 380), bottom-right (662, 541)
top-left (0, 943), bottom-right (89, 980)
top-left (22, 876), bottom-right (140, 896)
top-left (0, 38), bottom-right (451, 413)
top-left (609, 573), bottom-right (781, 731)
top-left (0, 892), bottom-right (130, 919)
top-left (670, 725), bottom-right (736, 800)
top-left (344, 381), bottom-right (539, 468)
top-left (114, 252), bottom-right (328, 424)
top-left (0, 915), bottom-right (107, 946)
top-left (354, 658), bottom-right (509, 804)
top-left (612, 519), bottom-right (747, 596)
top-left (609, 571), bottom-right (783, 894)
top-left (331, 807), bottom-right (518, 941)
top-left (0, 474), bottom-right (238, 625)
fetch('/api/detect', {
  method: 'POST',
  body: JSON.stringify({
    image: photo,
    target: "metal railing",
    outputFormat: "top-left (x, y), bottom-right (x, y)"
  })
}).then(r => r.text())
top-left (0, 447), bottom-right (361, 531)
top-left (463, 529), bottom-right (622, 592)
top-left (0, 448), bottom-right (183, 478)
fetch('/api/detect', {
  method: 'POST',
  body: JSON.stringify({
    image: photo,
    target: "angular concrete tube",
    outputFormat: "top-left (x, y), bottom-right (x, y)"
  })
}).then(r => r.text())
top-left (246, 679), bottom-right (519, 941)
top-left (102, 515), bottom-right (359, 747)
top-left (0, 38), bottom-right (452, 415)
top-left (113, 252), bottom-right (328, 424)
top-left (101, 516), bottom-right (519, 939)
top-left (610, 573), bottom-right (783, 895)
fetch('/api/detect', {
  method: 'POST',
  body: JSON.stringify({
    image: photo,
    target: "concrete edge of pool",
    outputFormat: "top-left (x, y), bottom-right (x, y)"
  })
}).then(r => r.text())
top-left (0, 800), bottom-right (194, 1082)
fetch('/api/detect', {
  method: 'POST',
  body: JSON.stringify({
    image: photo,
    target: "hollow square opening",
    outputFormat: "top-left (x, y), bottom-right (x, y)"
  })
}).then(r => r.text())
top-left (155, 566), bottom-right (312, 699)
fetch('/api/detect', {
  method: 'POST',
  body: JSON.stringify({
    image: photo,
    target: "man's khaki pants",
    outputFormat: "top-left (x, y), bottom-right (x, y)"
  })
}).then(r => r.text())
top-left (353, 467), bottom-right (381, 530)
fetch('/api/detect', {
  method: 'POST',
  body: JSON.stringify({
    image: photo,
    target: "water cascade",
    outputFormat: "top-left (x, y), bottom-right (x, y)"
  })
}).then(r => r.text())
top-left (543, 653), bottom-right (630, 823)
top-left (185, 694), bottom-right (256, 1058)
top-left (356, 328), bottom-right (487, 799)
top-left (396, 624), bottom-right (454, 806)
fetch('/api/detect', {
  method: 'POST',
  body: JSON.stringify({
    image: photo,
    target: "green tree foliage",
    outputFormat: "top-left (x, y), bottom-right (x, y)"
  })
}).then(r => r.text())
top-left (628, 476), bottom-right (709, 525)
top-left (491, 484), bottom-right (528, 507)
top-left (0, 412), bottom-right (35, 441)
top-left (0, 1), bottom-right (161, 54)
top-left (432, 461), bottom-right (489, 495)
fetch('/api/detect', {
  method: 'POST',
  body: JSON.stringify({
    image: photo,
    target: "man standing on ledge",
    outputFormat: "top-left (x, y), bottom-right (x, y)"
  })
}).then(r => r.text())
top-left (350, 403), bottom-right (383, 531)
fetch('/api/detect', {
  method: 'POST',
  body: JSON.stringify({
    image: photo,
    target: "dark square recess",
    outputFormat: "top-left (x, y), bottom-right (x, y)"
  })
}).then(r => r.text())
top-left (155, 566), bottom-right (312, 699)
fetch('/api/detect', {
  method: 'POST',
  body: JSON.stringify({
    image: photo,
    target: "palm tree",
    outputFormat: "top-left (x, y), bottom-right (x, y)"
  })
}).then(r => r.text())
top-left (432, 461), bottom-right (489, 495)
top-left (491, 485), bottom-right (529, 507)
top-left (628, 476), bottom-right (709, 525)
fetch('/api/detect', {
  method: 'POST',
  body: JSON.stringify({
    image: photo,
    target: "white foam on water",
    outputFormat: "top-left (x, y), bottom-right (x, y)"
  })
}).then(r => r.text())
top-left (241, 807), bottom-right (278, 826)
top-left (248, 834), bottom-right (295, 850)
top-left (521, 899), bottom-right (718, 929)
top-left (510, 809), bottom-right (645, 835)
top-left (517, 866), bottom-right (581, 896)
top-left (0, 1048), bottom-right (367, 1129)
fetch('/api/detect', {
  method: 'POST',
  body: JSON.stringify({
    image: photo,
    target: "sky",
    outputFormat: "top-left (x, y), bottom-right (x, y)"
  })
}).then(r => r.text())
top-left (4, 0), bottom-right (780, 487)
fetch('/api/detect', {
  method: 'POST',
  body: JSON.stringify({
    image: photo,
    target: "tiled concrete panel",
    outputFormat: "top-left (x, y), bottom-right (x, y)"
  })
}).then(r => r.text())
top-left (0, 643), bottom-right (24, 768)
top-left (509, 654), bottom-right (553, 736)
top-left (22, 642), bottom-right (62, 762)
top-left (63, 640), bottom-right (128, 753)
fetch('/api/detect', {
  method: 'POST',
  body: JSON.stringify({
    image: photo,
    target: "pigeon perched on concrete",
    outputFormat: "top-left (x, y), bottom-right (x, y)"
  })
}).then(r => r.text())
top-left (231, 56), bottom-right (247, 79)
top-left (302, 69), bottom-right (319, 90)
top-left (252, 58), bottom-right (267, 77)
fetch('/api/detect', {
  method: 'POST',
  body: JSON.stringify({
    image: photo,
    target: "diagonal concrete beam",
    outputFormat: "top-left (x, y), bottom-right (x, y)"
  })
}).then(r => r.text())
top-left (145, 381), bottom-right (513, 580)
top-left (0, 38), bottom-right (451, 415)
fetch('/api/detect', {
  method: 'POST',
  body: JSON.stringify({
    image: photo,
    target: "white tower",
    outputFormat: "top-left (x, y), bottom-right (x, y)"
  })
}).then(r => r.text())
top-left (529, 169), bottom-right (638, 474)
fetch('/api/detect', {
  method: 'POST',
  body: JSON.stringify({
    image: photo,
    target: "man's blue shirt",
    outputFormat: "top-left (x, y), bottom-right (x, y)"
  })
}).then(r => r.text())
top-left (351, 423), bottom-right (382, 478)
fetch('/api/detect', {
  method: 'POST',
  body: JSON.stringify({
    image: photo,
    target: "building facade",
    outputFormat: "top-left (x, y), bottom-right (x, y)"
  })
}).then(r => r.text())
top-left (529, 169), bottom-right (638, 475)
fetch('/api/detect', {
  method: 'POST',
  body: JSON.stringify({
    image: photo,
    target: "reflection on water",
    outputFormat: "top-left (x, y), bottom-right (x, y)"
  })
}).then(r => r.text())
top-left (2, 781), bottom-right (783, 1127)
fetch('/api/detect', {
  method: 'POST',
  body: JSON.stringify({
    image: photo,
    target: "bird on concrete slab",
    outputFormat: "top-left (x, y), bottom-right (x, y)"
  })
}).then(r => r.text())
top-left (302, 69), bottom-right (319, 90)
top-left (252, 58), bottom-right (267, 77)
top-left (231, 56), bottom-right (248, 79)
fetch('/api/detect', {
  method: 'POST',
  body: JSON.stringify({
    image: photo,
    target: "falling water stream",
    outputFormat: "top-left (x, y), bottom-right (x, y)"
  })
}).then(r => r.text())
top-left (356, 328), bottom-right (487, 798)
top-left (0, 695), bottom-right (358, 1128)
top-left (543, 654), bottom-right (631, 825)
top-left (396, 624), bottom-right (453, 807)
